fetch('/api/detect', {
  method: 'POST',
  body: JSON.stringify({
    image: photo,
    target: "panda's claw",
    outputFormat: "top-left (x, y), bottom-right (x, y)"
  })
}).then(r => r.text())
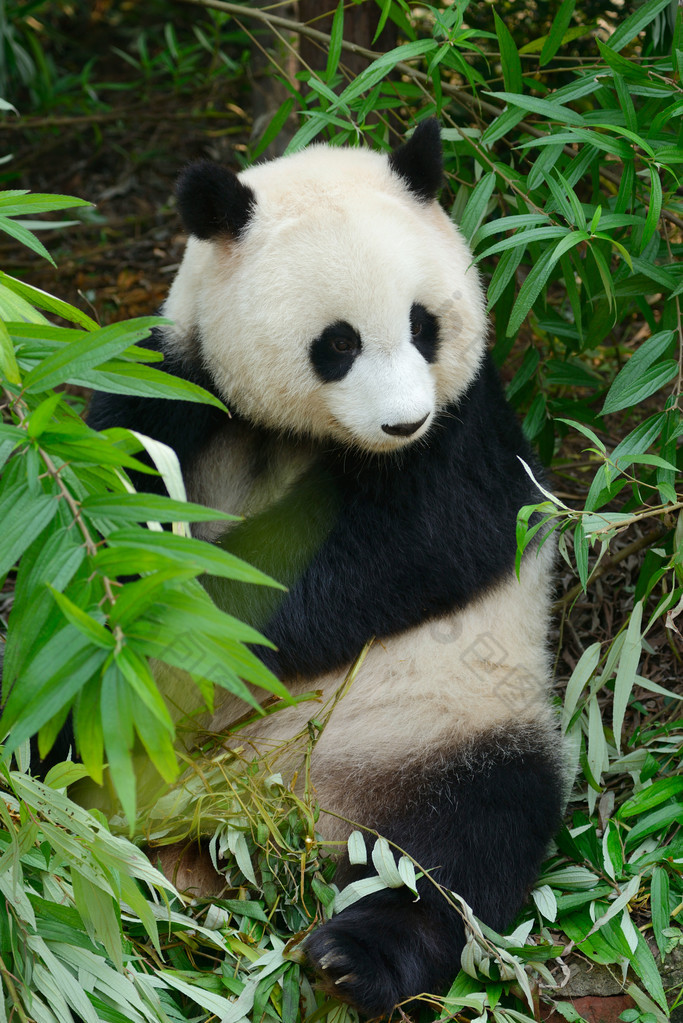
top-left (305, 893), bottom-right (450, 1019)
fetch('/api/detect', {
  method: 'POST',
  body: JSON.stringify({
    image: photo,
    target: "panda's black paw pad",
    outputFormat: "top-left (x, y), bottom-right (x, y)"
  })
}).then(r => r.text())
top-left (305, 916), bottom-right (402, 1017)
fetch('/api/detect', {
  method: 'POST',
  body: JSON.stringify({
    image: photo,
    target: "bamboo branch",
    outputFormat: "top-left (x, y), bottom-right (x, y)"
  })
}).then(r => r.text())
top-left (553, 525), bottom-right (665, 611)
top-left (0, 109), bottom-right (244, 130)
top-left (3, 387), bottom-right (119, 612)
top-left (0, 954), bottom-right (29, 1023)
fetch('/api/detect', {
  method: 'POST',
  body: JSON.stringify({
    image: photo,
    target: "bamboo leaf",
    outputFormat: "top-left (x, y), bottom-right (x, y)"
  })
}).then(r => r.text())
top-left (481, 104), bottom-right (526, 145)
top-left (540, 0), bottom-right (577, 66)
top-left (630, 929), bottom-right (668, 1011)
top-left (0, 214), bottom-right (54, 264)
top-left (128, 691), bottom-right (178, 783)
top-left (477, 225), bottom-right (568, 262)
top-left (81, 492), bottom-right (236, 525)
top-left (617, 776), bottom-right (683, 818)
top-left (564, 642), bottom-right (601, 732)
top-left (487, 244), bottom-right (526, 317)
top-left (625, 803), bottom-right (683, 850)
top-left (373, 0), bottom-right (394, 42)
top-left (613, 602), bottom-right (643, 753)
top-left (0, 483), bottom-right (59, 580)
top-left (506, 245), bottom-right (559, 336)
top-left (587, 695), bottom-right (608, 788)
top-left (26, 392), bottom-right (63, 438)
top-left (23, 317), bottom-right (165, 391)
top-left (459, 172), bottom-right (496, 244)
top-left (0, 272), bottom-right (97, 330)
top-left (474, 214), bottom-right (549, 245)
top-left (531, 884), bottom-right (558, 921)
top-left (334, 875), bottom-right (389, 914)
top-left (73, 676), bottom-right (105, 784)
top-left (397, 855), bottom-right (418, 895)
top-left (100, 663), bottom-right (137, 826)
top-left (48, 589), bottom-right (114, 649)
top-left (0, 192), bottom-right (89, 216)
top-left (585, 875), bottom-right (640, 938)
top-left (70, 871), bottom-right (123, 971)
top-left (347, 831), bottom-right (367, 866)
top-left (650, 867), bottom-right (670, 958)
top-left (642, 165), bottom-right (663, 250)
top-left (573, 520), bottom-right (589, 592)
top-left (608, 0), bottom-right (672, 52)
top-left (159, 970), bottom-right (240, 1016)
top-left (0, 318), bottom-right (20, 384)
top-left (251, 98), bottom-right (295, 162)
top-left (494, 12), bottom-right (523, 93)
top-left (484, 90), bottom-right (586, 126)
top-left (626, 983), bottom-right (670, 1023)
top-left (114, 645), bottom-right (174, 732)
top-left (337, 39), bottom-right (438, 106)
top-left (371, 837), bottom-right (404, 887)
top-left (326, 1), bottom-right (344, 77)
top-left (69, 357), bottom-right (227, 408)
top-left (602, 821), bottom-right (623, 879)
top-left (602, 331), bottom-right (676, 414)
top-left (104, 527), bottom-right (283, 588)
top-left (227, 829), bottom-right (256, 885)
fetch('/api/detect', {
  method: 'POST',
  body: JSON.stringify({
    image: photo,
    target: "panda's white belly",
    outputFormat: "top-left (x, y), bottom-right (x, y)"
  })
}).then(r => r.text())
top-left (205, 540), bottom-right (555, 837)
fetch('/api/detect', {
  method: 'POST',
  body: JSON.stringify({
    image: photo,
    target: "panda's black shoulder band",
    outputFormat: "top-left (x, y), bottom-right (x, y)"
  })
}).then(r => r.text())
top-left (177, 160), bottom-right (256, 241)
top-left (389, 118), bottom-right (443, 203)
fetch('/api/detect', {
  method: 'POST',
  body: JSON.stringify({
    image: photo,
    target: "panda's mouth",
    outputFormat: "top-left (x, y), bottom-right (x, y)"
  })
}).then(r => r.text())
top-left (327, 410), bottom-right (433, 454)
top-left (381, 412), bottom-right (430, 438)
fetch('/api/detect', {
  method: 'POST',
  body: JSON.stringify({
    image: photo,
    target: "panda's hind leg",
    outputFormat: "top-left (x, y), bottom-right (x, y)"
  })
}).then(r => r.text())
top-left (305, 724), bottom-right (564, 1017)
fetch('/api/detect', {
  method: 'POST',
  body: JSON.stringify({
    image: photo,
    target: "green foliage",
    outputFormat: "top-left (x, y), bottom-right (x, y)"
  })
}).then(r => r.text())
top-left (0, 189), bottom-right (287, 827)
top-left (1, 1), bottom-right (250, 112)
top-left (2, 0), bottom-right (683, 1020)
top-left (0, 755), bottom-right (340, 1023)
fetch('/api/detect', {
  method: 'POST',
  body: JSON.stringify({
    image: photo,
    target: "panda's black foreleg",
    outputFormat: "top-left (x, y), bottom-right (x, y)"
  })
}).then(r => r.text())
top-left (305, 727), bottom-right (564, 1017)
top-left (306, 882), bottom-right (462, 1017)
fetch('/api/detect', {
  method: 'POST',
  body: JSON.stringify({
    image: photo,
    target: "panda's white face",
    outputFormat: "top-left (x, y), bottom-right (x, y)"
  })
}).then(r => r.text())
top-left (164, 142), bottom-right (486, 453)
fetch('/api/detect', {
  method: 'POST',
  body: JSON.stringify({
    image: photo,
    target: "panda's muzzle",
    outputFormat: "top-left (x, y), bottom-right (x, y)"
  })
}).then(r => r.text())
top-left (381, 412), bottom-right (429, 437)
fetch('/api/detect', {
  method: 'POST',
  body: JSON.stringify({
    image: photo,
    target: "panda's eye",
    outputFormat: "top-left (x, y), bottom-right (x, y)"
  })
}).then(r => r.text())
top-left (410, 303), bottom-right (439, 364)
top-left (311, 320), bottom-right (362, 382)
top-left (332, 336), bottom-right (358, 354)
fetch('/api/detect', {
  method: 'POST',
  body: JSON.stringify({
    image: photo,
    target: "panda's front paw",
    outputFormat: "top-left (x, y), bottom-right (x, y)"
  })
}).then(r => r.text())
top-left (305, 893), bottom-right (455, 1018)
top-left (305, 913), bottom-right (404, 1017)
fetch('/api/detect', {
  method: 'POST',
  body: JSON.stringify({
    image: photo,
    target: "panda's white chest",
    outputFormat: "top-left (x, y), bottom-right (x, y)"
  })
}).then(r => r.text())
top-left (186, 422), bottom-right (317, 541)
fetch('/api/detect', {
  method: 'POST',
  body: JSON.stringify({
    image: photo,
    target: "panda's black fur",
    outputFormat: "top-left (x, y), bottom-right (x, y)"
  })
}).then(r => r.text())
top-left (92, 346), bottom-right (541, 679)
top-left (87, 120), bottom-right (565, 1017)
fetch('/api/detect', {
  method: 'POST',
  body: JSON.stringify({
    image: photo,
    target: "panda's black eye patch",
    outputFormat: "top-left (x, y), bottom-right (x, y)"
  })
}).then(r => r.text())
top-left (410, 303), bottom-right (439, 363)
top-left (311, 321), bottom-right (361, 382)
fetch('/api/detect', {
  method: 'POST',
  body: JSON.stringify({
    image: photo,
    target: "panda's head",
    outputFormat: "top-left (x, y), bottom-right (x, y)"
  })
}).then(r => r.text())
top-left (165, 120), bottom-right (486, 453)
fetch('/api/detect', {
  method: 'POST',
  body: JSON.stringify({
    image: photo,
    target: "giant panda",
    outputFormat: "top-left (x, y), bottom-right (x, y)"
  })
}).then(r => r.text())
top-left (88, 119), bottom-right (565, 1017)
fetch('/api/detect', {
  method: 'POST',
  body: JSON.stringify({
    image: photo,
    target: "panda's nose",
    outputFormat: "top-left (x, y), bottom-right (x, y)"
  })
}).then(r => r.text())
top-left (381, 413), bottom-right (429, 437)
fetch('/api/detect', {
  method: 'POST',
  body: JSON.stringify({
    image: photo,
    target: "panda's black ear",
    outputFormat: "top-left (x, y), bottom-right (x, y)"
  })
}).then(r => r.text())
top-left (389, 119), bottom-right (442, 202)
top-left (176, 160), bottom-right (256, 240)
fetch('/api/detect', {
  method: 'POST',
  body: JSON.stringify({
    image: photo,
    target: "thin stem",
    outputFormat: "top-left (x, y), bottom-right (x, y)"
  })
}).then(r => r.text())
top-left (3, 387), bottom-right (118, 610)
top-left (0, 952), bottom-right (29, 1023)
top-left (553, 525), bottom-right (665, 610)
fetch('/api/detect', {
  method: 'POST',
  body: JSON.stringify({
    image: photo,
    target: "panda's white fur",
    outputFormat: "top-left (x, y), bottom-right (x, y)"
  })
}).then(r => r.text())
top-left (208, 538), bottom-right (557, 845)
top-left (88, 121), bottom-right (565, 1018)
